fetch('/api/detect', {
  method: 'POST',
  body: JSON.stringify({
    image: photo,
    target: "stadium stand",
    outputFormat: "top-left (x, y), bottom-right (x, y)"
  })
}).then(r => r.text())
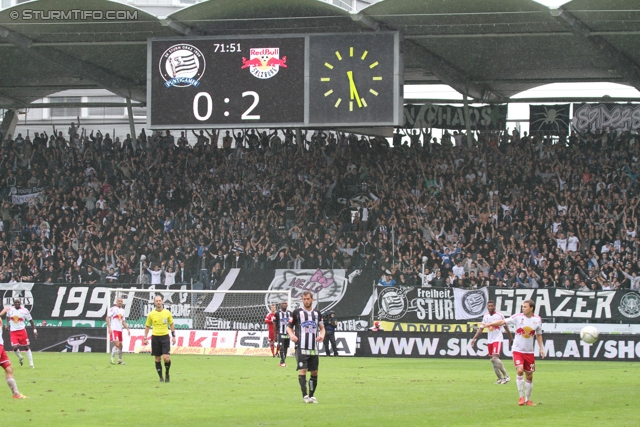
top-left (0, 126), bottom-right (639, 292)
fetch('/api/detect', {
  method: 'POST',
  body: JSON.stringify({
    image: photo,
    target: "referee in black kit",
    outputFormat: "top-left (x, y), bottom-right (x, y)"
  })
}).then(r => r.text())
top-left (287, 291), bottom-right (325, 404)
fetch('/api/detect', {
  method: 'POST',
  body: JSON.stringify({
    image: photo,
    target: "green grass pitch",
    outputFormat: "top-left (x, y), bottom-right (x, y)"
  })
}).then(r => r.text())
top-left (2, 353), bottom-right (638, 426)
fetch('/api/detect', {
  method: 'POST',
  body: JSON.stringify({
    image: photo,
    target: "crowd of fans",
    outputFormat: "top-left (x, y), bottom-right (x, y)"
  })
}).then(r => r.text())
top-left (0, 121), bottom-right (639, 293)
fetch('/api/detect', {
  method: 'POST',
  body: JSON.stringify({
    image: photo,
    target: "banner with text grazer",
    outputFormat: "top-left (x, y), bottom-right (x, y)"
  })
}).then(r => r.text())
top-left (489, 288), bottom-right (640, 322)
top-left (1, 283), bottom-right (191, 321)
top-left (403, 104), bottom-right (508, 130)
top-left (356, 331), bottom-right (640, 361)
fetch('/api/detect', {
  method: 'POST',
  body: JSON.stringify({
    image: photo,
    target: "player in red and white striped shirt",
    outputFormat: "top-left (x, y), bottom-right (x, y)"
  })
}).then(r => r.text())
top-left (482, 299), bottom-right (545, 407)
top-left (471, 300), bottom-right (513, 384)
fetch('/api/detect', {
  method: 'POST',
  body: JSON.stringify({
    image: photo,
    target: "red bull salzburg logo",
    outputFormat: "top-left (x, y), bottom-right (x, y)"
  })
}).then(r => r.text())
top-left (241, 48), bottom-right (286, 79)
top-left (516, 326), bottom-right (535, 339)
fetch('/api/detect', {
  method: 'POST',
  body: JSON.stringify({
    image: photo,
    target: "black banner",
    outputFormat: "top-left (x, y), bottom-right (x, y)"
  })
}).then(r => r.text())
top-left (1, 328), bottom-right (107, 353)
top-left (356, 331), bottom-right (640, 361)
top-left (403, 103), bottom-right (508, 130)
top-left (529, 104), bottom-right (570, 134)
top-left (5, 279), bottom-right (640, 325)
top-left (490, 288), bottom-right (640, 322)
top-left (1, 283), bottom-right (191, 321)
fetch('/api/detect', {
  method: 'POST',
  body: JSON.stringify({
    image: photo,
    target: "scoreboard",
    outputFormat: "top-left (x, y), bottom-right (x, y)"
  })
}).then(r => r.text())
top-left (147, 32), bottom-right (403, 129)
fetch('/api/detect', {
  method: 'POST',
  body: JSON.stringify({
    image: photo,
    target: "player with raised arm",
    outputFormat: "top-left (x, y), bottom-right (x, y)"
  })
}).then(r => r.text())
top-left (5, 298), bottom-right (37, 369)
top-left (106, 297), bottom-right (131, 365)
top-left (481, 299), bottom-right (545, 406)
top-left (287, 291), bottom-right (325, 404)
top-left (0, 308), bottom-right (27, 398)
top-left (264, 304), bottom-right (277, 357)
top-left (275, 301), bottom-right (291, 367)
top-left (471, 300), bottom-right (513, 384)
top-left (143, 295), bottom-right (177, 382)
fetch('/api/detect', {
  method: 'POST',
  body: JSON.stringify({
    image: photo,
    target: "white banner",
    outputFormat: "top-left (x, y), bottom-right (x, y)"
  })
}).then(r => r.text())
top-left (10, 186), bottom-right (44, 205)
top-left (453, 288), bottom-right (488, 320)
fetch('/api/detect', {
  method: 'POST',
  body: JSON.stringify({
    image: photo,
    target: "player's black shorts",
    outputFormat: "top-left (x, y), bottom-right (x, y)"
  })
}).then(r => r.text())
top-left (278, 334), bottom-right (290, 348)
top-left (295, 348), bottom-right (319, 371)
top-left (151, 334), bottom-right (171, 356)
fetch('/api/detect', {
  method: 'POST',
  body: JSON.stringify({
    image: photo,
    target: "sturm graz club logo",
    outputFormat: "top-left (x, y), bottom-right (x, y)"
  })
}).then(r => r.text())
top-left (266, 269), bottom-right (348, 312)
top-left (461, 290), bottom-right (487, 317)
top-left (2, 289), bottom-right (34, 312)
top-left (377, 287), bottom-right (411, 321)
top-left (618, 292), bottom-right (640, 318)
top-left (159, 44), bottom-right (206, 88)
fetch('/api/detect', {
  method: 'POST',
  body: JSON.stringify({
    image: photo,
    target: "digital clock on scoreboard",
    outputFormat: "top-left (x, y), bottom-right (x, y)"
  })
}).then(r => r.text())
top-left (148, 32), bottom-right (402, 129)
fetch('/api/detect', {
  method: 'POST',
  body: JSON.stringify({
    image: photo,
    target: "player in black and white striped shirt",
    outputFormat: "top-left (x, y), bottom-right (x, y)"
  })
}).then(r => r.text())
top-left (274, 302), bottom-right (292, 367)
top-left (287, 291), bottom-right (325, 404)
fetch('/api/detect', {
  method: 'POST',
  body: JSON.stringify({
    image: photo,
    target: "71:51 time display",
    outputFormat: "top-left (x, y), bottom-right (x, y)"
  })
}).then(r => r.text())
top-left (213, 43), bottom-right (241, 53)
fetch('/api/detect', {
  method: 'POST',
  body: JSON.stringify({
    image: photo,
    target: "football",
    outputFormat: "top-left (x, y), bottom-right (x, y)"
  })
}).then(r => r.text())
top-left (580, 326), bottom-right (599, 344)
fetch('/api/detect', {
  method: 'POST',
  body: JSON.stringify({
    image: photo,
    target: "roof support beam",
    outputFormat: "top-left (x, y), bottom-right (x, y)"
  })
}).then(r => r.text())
top-left (159, 16), bottom-right (205, 36)
top-left (404, 40), bottom-right (504, 101)
top-left (0, 25), bottom-right (145, 102)
top-left (351, 12), bottom-right (503, 101)
top-left (0, 91), bottom-right (26, 107)
top-left (551, 7), bottom-right (640, 91)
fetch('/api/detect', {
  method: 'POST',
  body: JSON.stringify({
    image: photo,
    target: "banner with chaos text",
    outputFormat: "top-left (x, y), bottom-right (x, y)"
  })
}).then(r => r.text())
top-left (403, 103), bottom-right (507, 130)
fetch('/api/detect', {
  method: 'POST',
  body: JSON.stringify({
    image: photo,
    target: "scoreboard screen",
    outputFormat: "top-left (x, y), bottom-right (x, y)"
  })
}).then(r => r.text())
top-left (147, 32), bottom-right (403, 129)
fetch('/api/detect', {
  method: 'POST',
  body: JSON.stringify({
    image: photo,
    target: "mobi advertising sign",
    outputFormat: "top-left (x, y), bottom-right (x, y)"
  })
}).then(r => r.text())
top-left (374, 286), bottom-right (488, 323)
top-left (357, 332), bottom-right (640, 361)
top-left (120, 330), bottom-right (357, 356)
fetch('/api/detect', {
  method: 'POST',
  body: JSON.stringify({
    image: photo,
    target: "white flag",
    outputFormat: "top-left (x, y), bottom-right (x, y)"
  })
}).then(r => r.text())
top-left (453, 287), bottom-right (489, 320)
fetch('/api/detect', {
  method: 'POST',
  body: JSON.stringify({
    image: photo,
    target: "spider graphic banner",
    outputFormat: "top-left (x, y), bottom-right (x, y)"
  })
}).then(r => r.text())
top-left (529, 104), bottom-right (570, 134)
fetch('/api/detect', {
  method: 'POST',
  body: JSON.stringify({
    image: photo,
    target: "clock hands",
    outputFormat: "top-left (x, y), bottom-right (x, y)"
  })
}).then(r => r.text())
top-left (346, 71), bottom-right (363, 108)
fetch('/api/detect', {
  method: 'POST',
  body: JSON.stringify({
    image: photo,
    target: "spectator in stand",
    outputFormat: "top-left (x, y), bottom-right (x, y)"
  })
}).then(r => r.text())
top-left (378, 271), bottom-right (396, 287)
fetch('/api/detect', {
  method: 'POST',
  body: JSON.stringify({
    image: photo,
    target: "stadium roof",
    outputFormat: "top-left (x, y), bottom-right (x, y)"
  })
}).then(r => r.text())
top-left (0, 0), bottom-right (639, 109)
